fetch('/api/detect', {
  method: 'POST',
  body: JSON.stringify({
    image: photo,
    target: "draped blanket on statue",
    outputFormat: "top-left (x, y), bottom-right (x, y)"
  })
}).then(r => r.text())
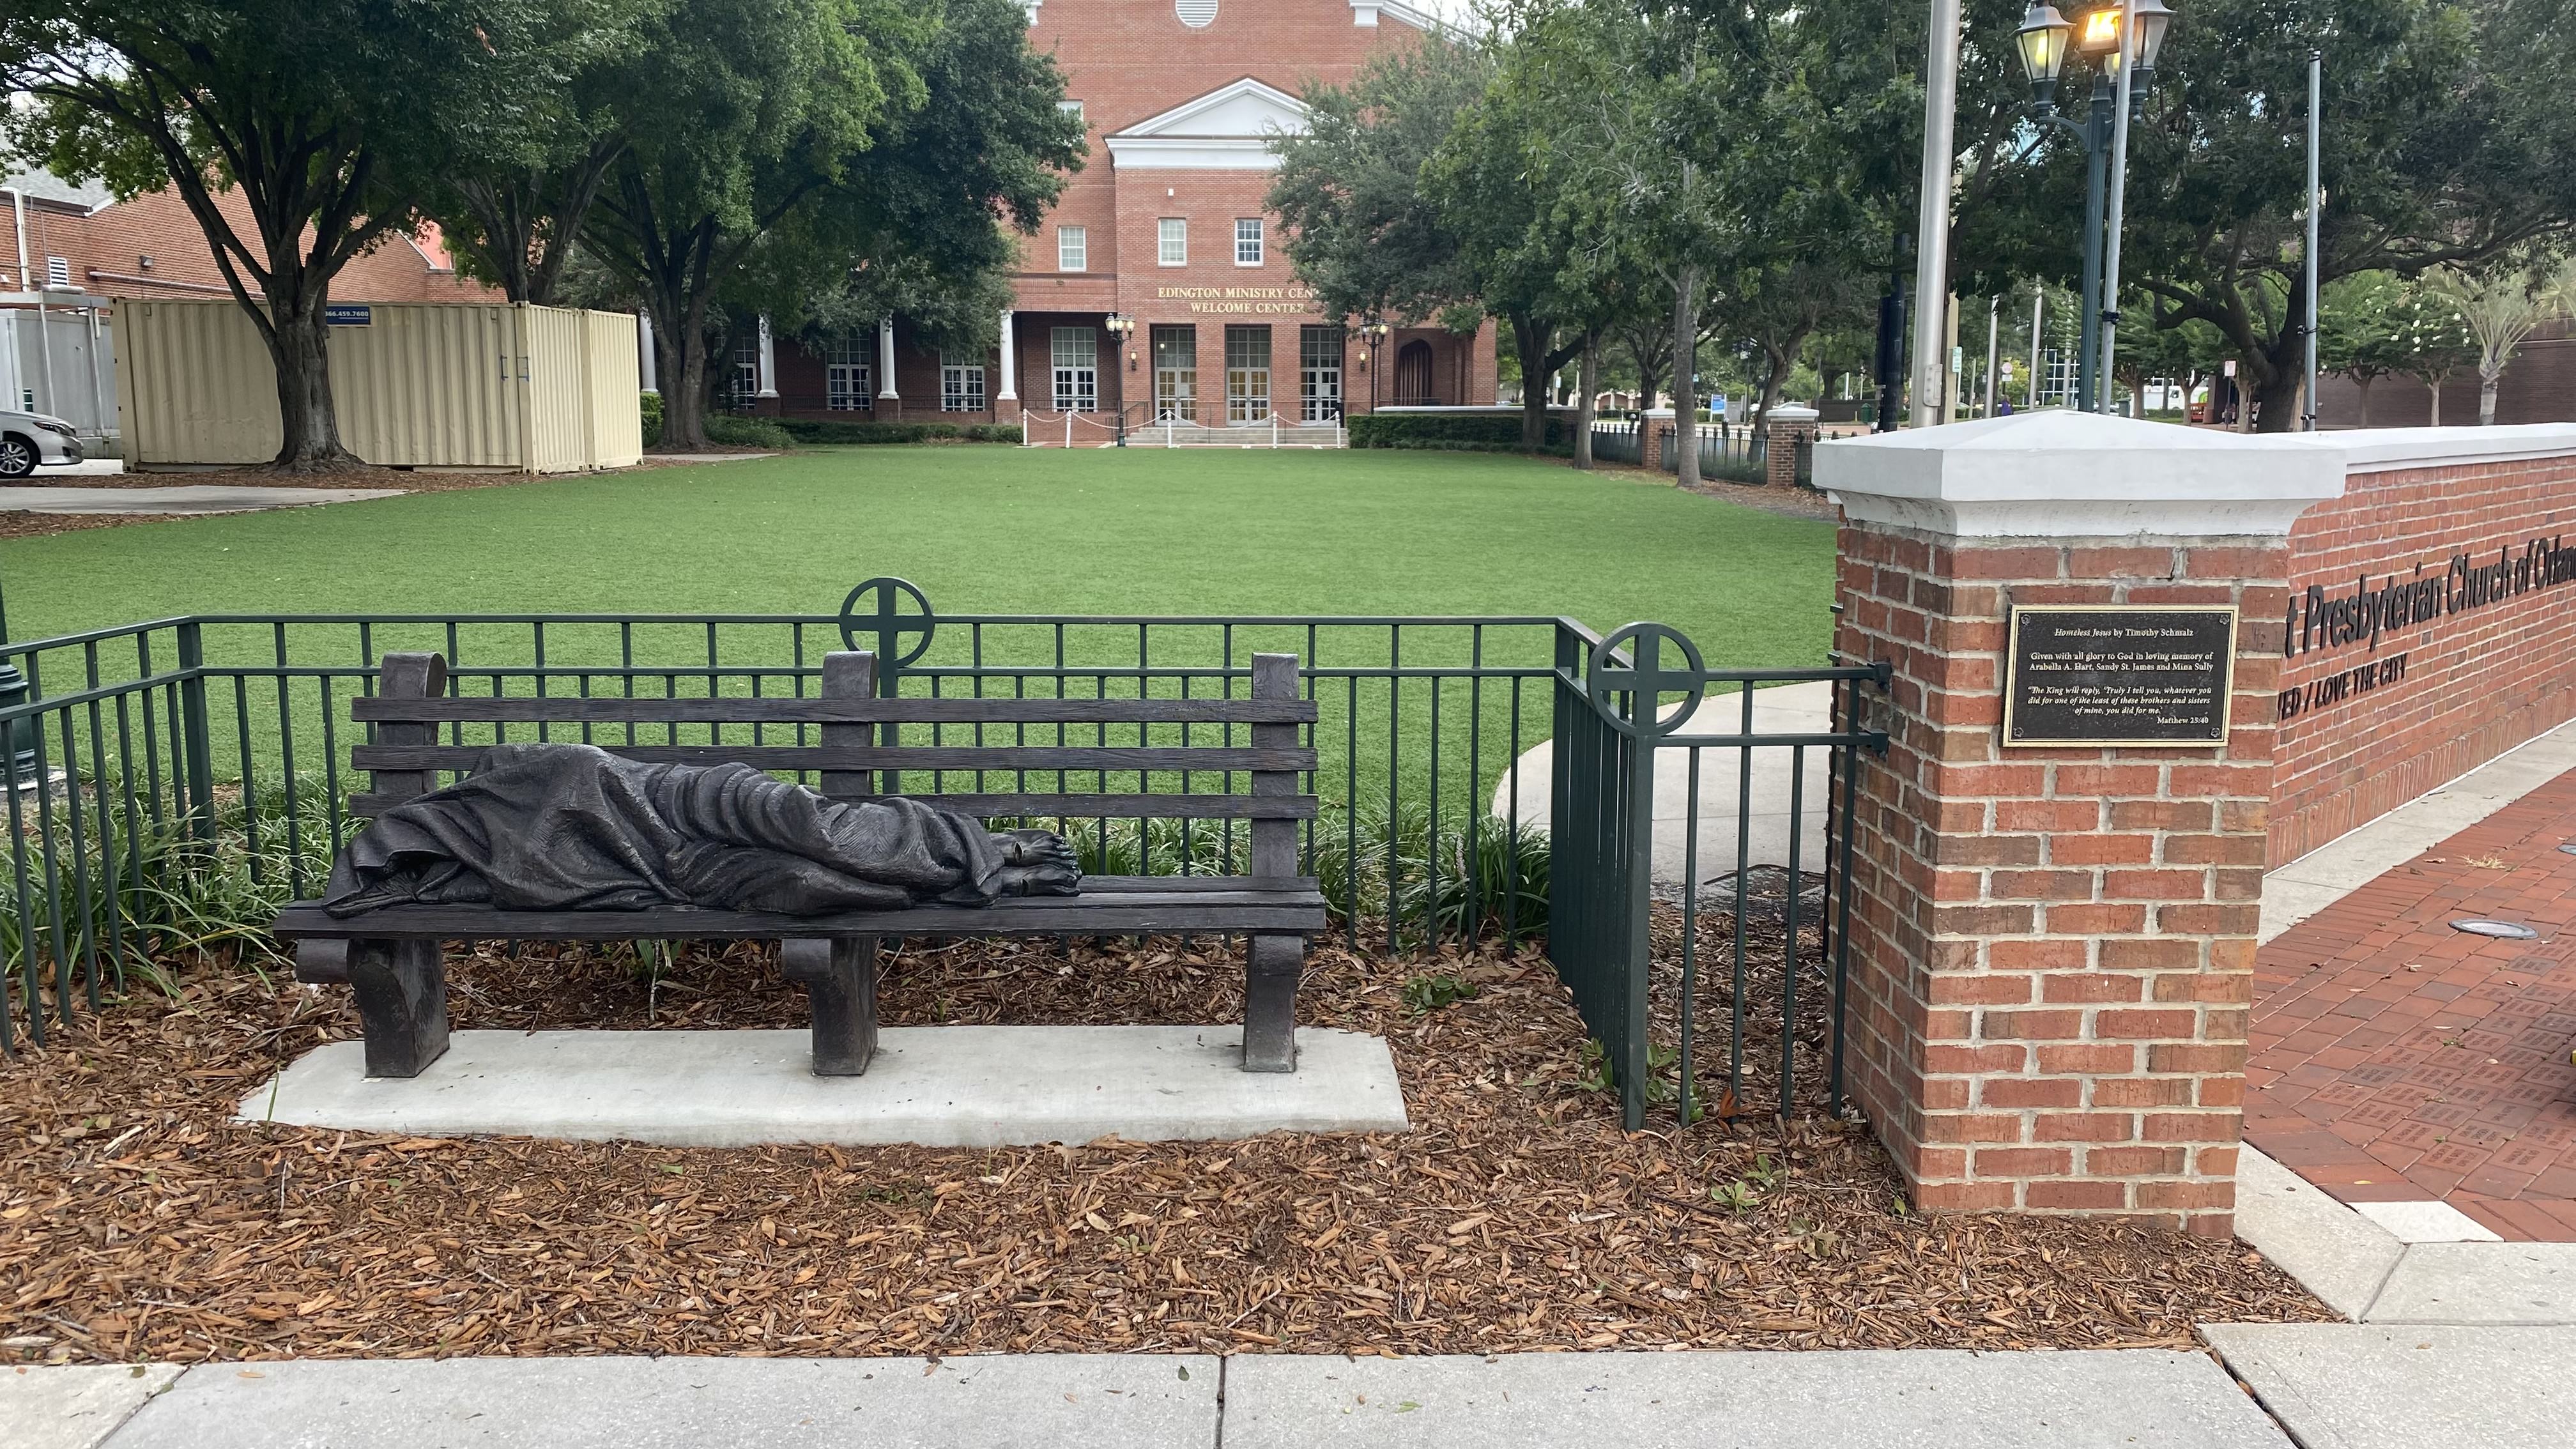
top-left (322, 743), bottom-right (1022, 916)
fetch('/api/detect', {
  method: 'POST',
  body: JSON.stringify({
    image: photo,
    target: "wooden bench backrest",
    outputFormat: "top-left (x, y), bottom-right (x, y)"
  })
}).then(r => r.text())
top-left (348, 650), bottom-right (1317, 877)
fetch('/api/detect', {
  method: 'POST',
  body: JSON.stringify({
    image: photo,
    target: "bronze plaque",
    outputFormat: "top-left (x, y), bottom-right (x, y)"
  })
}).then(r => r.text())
top-left (2004, 605), bottom-right (2237, 747)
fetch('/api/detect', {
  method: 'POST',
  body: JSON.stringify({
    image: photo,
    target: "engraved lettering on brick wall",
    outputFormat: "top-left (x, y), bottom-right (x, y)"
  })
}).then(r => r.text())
top-left (1153, 285), bottom-right (1317, 314)
top-left (2287, 534), bottom-right (2576, 659)
top-left (2005, 608), bottom-right (2235, 747)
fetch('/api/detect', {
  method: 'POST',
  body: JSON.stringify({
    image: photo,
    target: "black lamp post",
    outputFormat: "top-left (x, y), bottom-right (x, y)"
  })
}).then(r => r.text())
top-left (1361, 318), bottom-right (1390, 415)
top-left (2016, 0), bottom-right (2173, 412)
top-left (1103, 312), bottom-right (1134, 445)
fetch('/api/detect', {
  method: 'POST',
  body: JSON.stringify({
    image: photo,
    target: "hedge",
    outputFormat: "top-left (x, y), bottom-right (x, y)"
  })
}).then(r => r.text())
top-left (1347, 412), bottom-right (1573, 455)
top-left (776, 419), bottom-right (1023, 445)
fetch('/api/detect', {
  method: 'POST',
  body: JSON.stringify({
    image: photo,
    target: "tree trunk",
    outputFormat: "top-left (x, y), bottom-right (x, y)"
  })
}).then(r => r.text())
top-left (654, 300), bottom-right (711, 452)
top-left (2355, 375), bottom-right (2372, 427)
top-left (1671, 266), bottom-right (1701, 487)
top-left (265, 298), bottom-right (359, 471)
top-left (1572, 337), bottom-right (1599, 470)
top-left (2426, 379), bottom-right (2443, 427)
top-left (1510, 312), bottom-right (1551, 452)
top-left (2479, 371), bottom-right (2501, 425)
top-left (2252, 369), bottom-right (2303, 433)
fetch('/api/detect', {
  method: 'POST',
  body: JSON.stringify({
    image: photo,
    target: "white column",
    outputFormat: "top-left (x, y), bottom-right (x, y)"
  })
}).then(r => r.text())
top-left (755, 314), bottom-right (777, 398)
top-left (996, 309), bottom-right (1018, 401)
top-left (637, 313), bottom-right (658, 395)
top-left (877, 316), bottom-right (900, 399)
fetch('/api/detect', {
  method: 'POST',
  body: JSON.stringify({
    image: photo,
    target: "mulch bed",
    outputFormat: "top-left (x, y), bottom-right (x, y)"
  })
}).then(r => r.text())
top-left (0, 920), bottom-right (2330, 1365)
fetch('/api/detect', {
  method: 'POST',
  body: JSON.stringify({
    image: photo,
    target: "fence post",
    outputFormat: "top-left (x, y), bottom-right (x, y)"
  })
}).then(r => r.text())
top-left (174, 621), bottom-right (215, 848)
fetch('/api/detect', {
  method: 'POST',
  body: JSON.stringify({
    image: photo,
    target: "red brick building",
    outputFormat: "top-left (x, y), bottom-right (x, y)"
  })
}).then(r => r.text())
top-left (742, 0), bottom-right (1499, 436)
top-left (3, 167), bottom-right (496, 305)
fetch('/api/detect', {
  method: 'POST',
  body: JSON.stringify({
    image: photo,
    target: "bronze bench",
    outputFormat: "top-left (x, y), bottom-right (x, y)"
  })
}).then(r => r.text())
top-left (270, 648), bottom-right (1326, 1078)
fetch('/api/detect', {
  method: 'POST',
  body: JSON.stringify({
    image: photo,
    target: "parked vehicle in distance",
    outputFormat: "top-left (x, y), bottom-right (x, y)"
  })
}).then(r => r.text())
top-left (0, 408), bottom-right (86, 480)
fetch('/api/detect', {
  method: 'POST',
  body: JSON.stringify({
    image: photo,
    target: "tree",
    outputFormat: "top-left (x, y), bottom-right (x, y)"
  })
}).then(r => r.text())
top-left (1268, 42), bottom-right (1490, 338)
top-left (2317, 272), bottom-right (2415, 425)
top-left (2430, 254), bottom-right (2576, 424)
top-left (1, 0), bottom-right (617, 468)
top-left (2388, 287), bottom-right (2478, 424)
top-left (424, 1), bottom-right (671, 305)
top-left (1970, 0), bottom-right (2576, 431)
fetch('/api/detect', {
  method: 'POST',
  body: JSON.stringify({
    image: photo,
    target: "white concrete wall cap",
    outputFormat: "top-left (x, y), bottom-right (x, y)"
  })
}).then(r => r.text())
top-left (1768, 404), bottom-right (1820, 421)
top-left (2333, 422), bottom-right (2576, 475)
top-left (1817, 410), bottom-right (2348, 539)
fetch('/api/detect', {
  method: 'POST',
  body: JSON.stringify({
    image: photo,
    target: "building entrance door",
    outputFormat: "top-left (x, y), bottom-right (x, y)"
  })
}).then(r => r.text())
top-left (1225, 325), bottom-right (1271, 425)
top-left (1051, 327), bottom-right (1098, 412)
top-left (1299, 325), bottom-right (1344, 422)
top-left (1152, 325), bottom-right (1197, 422)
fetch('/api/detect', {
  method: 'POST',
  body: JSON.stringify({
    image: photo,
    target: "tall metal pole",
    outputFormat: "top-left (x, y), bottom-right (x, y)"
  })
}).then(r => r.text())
top-left (1909, 0), bottom-right (1965, 429)
top-left (2028, 282), bottom-right (2046, 407)
top-left (2096, 0), bottom-right (2140, 415)
top-left (1984, 295), bottom-right (2000, 416)
top-left (2303, 48), bottom-right (2322, 431)
top-left (2074, 79), bottom-right (2110, 413)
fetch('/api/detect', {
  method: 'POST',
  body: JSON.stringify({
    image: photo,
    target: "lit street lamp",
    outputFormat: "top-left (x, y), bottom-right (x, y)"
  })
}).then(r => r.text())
top-left (1361, 318), bottom-right (1390, 414)
top-left (1103, 312), bottom-right (1134, 445)
top-left (2015, 0), bottom-right (2174, 412)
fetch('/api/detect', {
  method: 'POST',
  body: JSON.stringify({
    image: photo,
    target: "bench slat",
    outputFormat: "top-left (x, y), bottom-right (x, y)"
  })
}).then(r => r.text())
top-left (349, 744), bottom-right (1315, 773)
top-left (344, 790), bottom-right (1322, 820)
top-left (353, 696), bottom-right (1317, 726)
top-left (272, 879), bottom-right (1327, 941)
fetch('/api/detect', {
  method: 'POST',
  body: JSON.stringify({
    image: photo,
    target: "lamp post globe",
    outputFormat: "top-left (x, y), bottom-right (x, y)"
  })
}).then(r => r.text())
top-left (2015, 3), bottom-right (2074, 110)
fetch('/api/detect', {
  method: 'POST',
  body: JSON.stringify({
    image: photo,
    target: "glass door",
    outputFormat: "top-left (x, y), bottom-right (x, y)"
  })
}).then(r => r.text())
top-left (825, 332), bottom-right (873, 410)
top-left (1151, 325), bottom-right (1197, 422)
top-left (1299, 325), bottom-right (1343, 422)
top-left (1051, 326), bottom-right (1097, 411)
top-left (1224, 325), bottom-right (1271, 425)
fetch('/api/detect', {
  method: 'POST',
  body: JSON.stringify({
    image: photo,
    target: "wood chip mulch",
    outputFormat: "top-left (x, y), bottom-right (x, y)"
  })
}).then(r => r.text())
top-left (0, 924), bottom-right (2331, 1366)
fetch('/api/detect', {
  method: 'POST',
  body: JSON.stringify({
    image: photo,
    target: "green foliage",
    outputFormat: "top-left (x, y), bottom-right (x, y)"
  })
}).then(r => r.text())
top-left (701, 416), bottom-right (795, 450)
top-left (775, 419), bottom-right (1022, 445)
top-left (1349, 413), bottom-right (1572, 452)
top-left (0, 0), bottom-right (632, 465)
top-left (1400, 972), bottom-right (1479, 1015)
top-left (640, 391), bottom-right (664, 448)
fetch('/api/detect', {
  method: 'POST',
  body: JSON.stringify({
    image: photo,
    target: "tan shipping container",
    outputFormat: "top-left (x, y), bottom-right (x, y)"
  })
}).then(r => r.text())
top-left (113, 299), bottom-right (643, 472)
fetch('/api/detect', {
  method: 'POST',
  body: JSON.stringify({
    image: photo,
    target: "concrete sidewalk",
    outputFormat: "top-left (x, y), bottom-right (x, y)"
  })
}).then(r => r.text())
top-left (3, 1350), bottom-right (2289, 1449)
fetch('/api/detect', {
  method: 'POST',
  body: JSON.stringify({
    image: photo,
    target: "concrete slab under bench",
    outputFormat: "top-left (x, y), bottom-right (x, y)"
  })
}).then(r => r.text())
top-left (238, 1025), bottom-right (1408, 1147)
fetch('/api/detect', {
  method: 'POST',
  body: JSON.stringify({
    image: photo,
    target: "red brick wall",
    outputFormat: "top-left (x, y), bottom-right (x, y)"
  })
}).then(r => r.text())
top-left (1834, 528), bottom-right (2280, 1234)
top-left (2270, 452), bottom-right (2576, 866)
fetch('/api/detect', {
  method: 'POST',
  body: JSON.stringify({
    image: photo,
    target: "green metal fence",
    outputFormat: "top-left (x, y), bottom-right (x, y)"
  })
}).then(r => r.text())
top-left (0, 587), bottom-right (1575, 1050)
top-left (1547, 618), bottom-right (1887, 1129)
top-left (0, 585), bottom-right (1882, 1131)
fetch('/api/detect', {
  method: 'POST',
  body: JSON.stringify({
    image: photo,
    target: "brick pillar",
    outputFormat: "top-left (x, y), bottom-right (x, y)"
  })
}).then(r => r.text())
top-left (1640, 408), bottom-right (1673, 471)
top-left (1767, 404), bottom-right (1819, 489)
top-left (1817, 412), bottom-right (2345, 1235)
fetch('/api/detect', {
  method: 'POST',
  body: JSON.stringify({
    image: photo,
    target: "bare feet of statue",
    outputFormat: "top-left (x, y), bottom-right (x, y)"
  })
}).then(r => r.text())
top-left (995, 829), bottom-right (1082, 896)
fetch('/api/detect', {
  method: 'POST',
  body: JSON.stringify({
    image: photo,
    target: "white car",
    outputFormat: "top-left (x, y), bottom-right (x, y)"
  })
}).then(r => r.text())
top-left (0, 408), bottom-right (86, 480)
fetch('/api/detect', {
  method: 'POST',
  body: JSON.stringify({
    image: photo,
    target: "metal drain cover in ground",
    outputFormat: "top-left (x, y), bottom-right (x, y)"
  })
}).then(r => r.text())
top-left (2453, 919), bottom-right (2541, 939)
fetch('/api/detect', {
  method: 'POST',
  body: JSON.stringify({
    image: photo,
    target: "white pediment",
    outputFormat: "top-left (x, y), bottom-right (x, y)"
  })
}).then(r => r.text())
top-left (1105, 79), bottom-right (1311, 171)
top-left (1114, 78), bottom-right (1310, 142)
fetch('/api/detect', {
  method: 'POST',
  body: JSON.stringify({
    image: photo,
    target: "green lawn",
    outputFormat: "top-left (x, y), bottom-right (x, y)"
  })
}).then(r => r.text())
top-left (2, 448), bottom-right (1836, 837)
top-left (4, 447), bottom-right (1831, 662)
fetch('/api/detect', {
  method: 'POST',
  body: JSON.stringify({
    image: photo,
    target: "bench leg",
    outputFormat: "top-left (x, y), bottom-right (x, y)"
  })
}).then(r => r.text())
top-left (348, 939), bottom-right (448, 1079)
top-left (783, 936), bottom-right (877, 1076)
top-left (1243, 933), bottom-right (1302, 1073)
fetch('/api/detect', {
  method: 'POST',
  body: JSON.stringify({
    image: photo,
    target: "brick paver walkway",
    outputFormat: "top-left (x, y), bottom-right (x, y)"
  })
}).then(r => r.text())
top-left (2248, 767), bottom-right (2576, 1241)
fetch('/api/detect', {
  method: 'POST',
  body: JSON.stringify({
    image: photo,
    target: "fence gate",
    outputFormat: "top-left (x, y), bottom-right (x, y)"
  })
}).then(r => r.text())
top-left (1546, 619), bottom-right (1887, 1130)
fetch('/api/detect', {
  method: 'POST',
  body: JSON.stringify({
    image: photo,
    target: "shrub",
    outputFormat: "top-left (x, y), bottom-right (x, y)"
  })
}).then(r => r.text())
top-left (702, 415), bottom-right (795, 450)
top-left (776, 419), bottom-right (1023, 446)
top-left (1348, 411), bottom-right (1573, 455)
top-left (639, 391), bottom-right (663, 449)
